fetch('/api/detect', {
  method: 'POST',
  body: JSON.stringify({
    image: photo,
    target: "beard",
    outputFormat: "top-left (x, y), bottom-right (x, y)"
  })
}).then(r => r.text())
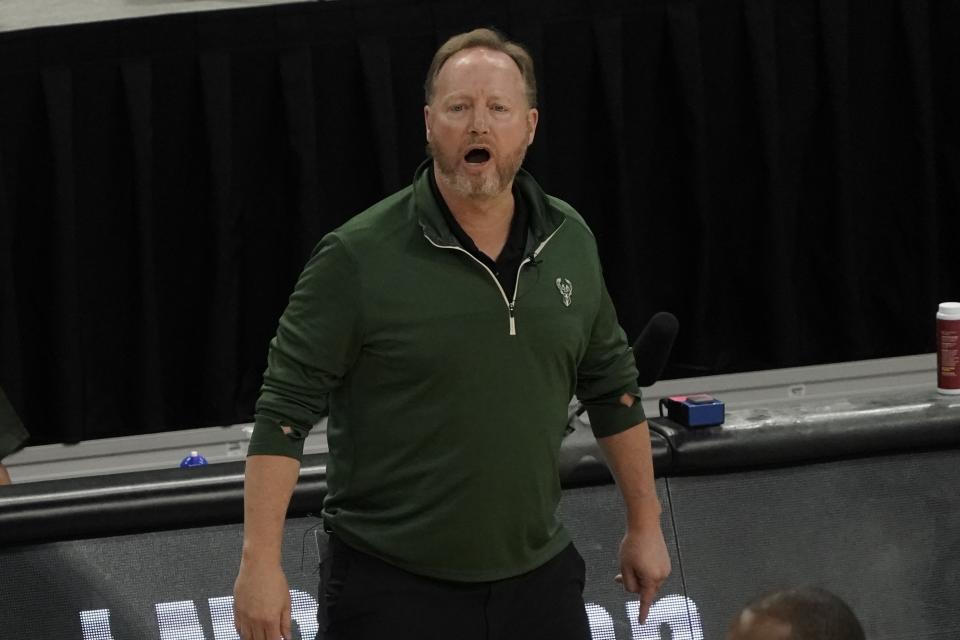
top-left (429, 137), bottom-right (529, 199)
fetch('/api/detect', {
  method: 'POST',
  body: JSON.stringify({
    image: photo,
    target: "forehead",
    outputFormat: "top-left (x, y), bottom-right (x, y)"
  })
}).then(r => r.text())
top-left (434, 47), bottom-right (525, 97)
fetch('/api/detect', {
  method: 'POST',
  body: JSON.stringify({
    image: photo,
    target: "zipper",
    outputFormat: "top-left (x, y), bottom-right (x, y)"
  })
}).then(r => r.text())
top-left (422, 220), bottom-right (565, 336)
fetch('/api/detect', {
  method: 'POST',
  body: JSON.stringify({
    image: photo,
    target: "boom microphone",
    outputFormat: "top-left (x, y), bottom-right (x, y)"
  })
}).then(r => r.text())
top-left (632, 311), bottom-right (679, 387)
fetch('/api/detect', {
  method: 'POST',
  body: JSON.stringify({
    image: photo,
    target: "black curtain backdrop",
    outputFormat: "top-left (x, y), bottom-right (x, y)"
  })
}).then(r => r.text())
top-left (1, 0), bottom-right (958, 445)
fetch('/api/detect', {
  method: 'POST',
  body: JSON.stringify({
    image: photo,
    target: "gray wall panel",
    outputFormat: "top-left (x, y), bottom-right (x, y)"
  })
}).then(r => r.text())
top-left (667, 449), bottom-right (960, 639)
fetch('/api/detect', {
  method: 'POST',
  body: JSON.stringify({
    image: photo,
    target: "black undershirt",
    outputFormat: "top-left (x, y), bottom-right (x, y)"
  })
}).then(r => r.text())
top-left (429, 168), bottom-right (529, 300)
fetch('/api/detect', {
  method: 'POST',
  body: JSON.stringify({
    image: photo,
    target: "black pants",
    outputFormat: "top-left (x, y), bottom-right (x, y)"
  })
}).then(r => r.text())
top-left (317, 534), bottom-right (591, 640)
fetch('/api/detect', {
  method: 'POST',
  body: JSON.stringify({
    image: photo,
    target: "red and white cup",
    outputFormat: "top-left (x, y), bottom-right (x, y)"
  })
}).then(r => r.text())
top-left (937, 302), bottom-right (960, 394)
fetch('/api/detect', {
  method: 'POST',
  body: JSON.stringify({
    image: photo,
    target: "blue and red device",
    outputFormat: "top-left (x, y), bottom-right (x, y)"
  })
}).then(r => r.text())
top-left (659, 394), bottom-right (725, 427)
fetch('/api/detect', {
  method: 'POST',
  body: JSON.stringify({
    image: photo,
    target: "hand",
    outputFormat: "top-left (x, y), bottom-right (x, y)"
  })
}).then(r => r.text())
top-left (233, 557), bottom-right (292, 640)
top-left (613, 525), bottom-right (672, 625)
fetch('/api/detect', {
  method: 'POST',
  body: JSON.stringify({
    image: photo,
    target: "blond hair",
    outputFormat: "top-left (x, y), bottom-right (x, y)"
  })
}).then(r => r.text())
top-left (424, 28), bottom-right (537, 107)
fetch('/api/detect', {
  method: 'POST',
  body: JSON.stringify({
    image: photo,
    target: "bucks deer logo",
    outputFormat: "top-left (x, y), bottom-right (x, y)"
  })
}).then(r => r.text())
top-left (555, 278), bottom-right (573, 307)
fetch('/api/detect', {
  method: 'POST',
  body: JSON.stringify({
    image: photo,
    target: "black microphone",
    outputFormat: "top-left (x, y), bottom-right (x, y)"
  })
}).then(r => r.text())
top-left (632, 311), bottom-right (679, 387)
top-left (570, 311), bottom-right (679, 421)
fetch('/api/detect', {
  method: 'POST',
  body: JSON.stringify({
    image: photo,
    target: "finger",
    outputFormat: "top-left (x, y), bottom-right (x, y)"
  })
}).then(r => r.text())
top-left (281, 611), bottom-right (293, 640)
top-left (614, 573), bottom-right (623, 584)
top-left (270, 620), bottom-right (285, 640)
top-left (621, 567), bottom-right (641, 593)
top-left (637, 597), bottom-right (652, 626)
top-left (233, 605), bottom-right (244, 635)
top-left (637, 583), bottom-right (658, 625)
top-left (250, 621), bottom-right (272, 640)
top-left (235, 616), bottom-right (257, 640)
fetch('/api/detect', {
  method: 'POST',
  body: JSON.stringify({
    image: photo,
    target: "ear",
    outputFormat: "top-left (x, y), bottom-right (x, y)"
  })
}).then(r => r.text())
top-left (424, 105), bottom-right (432, 141)
top-left (526, 108), bottom-right (539, 146)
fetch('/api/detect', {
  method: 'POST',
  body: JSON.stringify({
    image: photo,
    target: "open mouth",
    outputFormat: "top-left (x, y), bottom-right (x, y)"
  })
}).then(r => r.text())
top-left (464, 148), bottom-right (491, 164)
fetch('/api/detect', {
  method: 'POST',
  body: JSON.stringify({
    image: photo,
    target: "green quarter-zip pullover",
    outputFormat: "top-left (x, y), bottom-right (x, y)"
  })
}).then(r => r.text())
top-left (249, 160), bottom-right (645, 581)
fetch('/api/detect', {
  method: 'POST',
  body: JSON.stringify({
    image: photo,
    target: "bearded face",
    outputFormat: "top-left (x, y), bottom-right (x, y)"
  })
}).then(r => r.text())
top-left (425, 47), bottom-right (538, 200)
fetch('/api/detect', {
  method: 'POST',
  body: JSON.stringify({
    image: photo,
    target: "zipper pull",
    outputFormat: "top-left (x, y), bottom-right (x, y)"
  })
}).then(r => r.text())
top-left (508, 303), bottom-right (517, 336)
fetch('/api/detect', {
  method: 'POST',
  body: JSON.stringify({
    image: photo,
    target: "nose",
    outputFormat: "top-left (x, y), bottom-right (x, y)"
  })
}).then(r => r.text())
top-left (470, 109), bottom-right (489, 135)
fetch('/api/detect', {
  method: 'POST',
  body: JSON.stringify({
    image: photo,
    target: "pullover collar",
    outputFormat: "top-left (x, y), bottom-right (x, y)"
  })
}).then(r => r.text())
top-left (412, 159), bottom-right (564, 255)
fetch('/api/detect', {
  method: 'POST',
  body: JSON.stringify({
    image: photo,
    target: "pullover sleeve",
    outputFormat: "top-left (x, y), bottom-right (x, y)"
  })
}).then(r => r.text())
top-left (0, 387), bottom-right (29, 461)
top-left (576, 276), bottom-right (646, 438)
top-left (249, 233), bottom-right (362, 459)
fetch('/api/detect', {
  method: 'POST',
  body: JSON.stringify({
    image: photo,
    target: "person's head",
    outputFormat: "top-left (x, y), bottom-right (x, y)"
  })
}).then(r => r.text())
top-left (423, 28), bottom-right (539, 199)
top-left (726, 587), bottom-right (865, 640)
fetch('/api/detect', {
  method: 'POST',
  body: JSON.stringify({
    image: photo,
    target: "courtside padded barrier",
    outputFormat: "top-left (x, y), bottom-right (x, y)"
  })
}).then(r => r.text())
top-left (648, 388), bottom-right (960, 473)
top-left (4, 386), bottom-right (960, 547)
top-left (0, 428), bottom-right (672, 547)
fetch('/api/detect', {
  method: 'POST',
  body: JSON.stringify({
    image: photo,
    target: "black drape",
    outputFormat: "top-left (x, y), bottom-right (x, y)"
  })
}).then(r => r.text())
top-left (1, 0), bottom-right (957, 445)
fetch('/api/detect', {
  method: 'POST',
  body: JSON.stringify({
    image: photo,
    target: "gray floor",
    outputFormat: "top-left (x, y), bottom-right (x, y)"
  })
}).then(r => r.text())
top-left (0, 0), bottom-right (321, 33)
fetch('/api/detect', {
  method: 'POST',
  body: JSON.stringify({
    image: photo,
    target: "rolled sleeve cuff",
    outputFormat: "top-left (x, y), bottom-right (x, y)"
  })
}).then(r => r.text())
top-left (247, 416), bottom-right (307, 460)
top-left (586, 397), bottom-right (647, 438)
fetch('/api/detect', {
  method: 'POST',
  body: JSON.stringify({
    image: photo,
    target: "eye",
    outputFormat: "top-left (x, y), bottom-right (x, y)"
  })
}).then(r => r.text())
top-left (449, 104), bottom-right (465, 112)
top-left (492, 104), bottom-right (508, 112)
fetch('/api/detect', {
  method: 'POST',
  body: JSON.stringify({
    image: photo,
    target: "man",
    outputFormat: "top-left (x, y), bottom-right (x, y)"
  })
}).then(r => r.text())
top-left (0, 386), bottom-right (29, 485)
top-left (233, 28), bottom-right (670, 640)
top-left (726, 587), bottom-right (866, 640)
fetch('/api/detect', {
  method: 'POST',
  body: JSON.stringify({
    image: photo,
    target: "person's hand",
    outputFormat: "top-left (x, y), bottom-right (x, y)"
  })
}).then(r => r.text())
top-left (614, 525), bottom-right (671, 625)
top-left (233, 557), bottom-right (292, 640)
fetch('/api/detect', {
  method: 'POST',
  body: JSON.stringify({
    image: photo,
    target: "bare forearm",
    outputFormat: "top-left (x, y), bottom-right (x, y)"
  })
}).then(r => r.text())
top-left (595, 400), bottom-right (671, 619)
top-left (241, 454), bottom-right (301, 564)
top-left (596, 420), bottom-right (662, 530)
